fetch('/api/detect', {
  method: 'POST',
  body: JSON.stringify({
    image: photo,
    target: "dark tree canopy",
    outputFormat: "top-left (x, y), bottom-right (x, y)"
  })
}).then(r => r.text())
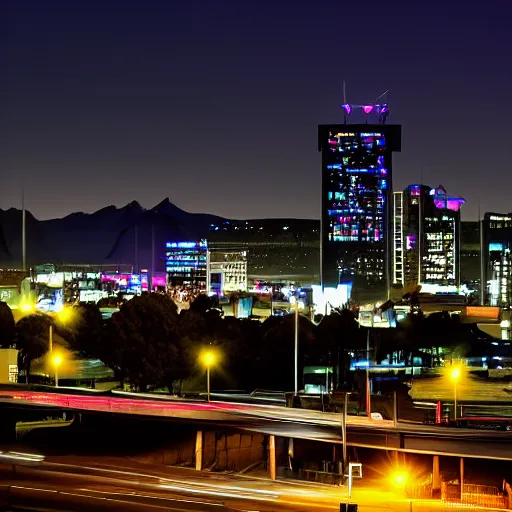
top-left (15, 313), bottom-right (52, 383)
top-left (103, 294), bottom-right (182, 391)
top-left (0, 301), bottom-right (15, 348)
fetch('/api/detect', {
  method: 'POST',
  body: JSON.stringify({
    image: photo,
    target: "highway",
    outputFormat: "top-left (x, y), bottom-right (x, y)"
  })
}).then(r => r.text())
top-left (0, 451), bottom-right (451, 512)
top-left (2, 388), bottom-right (512, 460)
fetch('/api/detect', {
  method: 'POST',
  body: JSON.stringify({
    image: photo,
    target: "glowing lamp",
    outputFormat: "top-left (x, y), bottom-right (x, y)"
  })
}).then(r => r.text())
top-left (378, 104), bottom-right (389, 114)
top-left (21, 303), bottom-right (33, 312)
top-left (52, 354), bottom-right (63, 367)
top-left (362, 105), bottom-right (374, 114)
top-left (202, 351), bottom-right (216, 368)
top-left (341, 104), bottom-right (352, 115)
top-left (392, 471), bottom-right (407, 486)
top-left (450, 367), bottom-right (461, 381)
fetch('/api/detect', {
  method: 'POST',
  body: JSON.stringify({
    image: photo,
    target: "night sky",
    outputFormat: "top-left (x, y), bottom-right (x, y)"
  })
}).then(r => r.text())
top-left (3, 0), bottom-right (511, 221)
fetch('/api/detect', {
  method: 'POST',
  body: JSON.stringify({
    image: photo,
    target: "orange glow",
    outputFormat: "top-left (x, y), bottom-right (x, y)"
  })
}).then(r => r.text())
top-left (391, 471), bottom-right (408, 487)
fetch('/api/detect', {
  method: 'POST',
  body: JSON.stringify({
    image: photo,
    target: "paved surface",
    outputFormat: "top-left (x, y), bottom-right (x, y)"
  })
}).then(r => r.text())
top-left (0, 451), bottom-right (466, 511)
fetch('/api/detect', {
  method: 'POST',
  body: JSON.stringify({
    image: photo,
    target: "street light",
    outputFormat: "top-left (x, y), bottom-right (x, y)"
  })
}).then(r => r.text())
top-left (52, 353), bottom-right (63, 387)
top-left (450, 367), bottom-right (461, 421)
top-left (49, 307), bottom-right (73, 387)
top-left (289, 296), bottom-right (304, 395)
top-left (201, 350), bottom-right (216, 402)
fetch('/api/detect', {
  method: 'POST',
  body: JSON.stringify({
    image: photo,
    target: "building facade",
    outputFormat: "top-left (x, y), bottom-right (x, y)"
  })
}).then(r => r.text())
top-left (207, 245), bottom-right (248, 295)
top-left (393, 184), bottom-right (464, 289)
top-left (165, 240), bottom-right (208, 290)
top-left (482, 213), bottom-right (512, 307)
top-left (319, 120), bottom-right (402, 302)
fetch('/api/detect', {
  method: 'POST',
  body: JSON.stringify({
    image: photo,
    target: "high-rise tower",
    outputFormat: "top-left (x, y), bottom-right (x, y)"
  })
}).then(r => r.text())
top-left (393, 184), bottom-right (465, 289)
top-left (318, 105), bottom-right (401, 303)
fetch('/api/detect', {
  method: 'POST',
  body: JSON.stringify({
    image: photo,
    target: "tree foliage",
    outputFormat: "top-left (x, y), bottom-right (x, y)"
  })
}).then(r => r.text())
top-left (103, 294), bottom-right (184, 391)
top-left (15, 313), bottom-right (52, 383)
top-left (0, 301), bottom-right (15, 348)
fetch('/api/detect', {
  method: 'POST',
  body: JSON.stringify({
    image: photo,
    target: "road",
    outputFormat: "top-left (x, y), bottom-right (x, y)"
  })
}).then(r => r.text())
top-left (0, 450), bottom-right (452, 512)
top-left (2, 388), bottom-right (512, 460)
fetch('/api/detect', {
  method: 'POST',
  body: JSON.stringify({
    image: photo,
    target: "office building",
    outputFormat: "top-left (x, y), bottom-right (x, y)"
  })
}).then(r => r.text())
top-left (165, 240), bottom-right (208, 290)
top-left (482, 213), bottom-right (512, 307)
top-left (319, 107), bottom-right (401, 302)
top-left (207, 245), bottom-right (248, 295)
top-left (460, 221), bottom-right (481, 294)
top-left (392, 184), bottom-right (464, 289)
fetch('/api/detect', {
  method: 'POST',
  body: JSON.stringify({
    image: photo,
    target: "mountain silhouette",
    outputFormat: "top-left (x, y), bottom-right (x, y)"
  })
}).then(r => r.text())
top-left (0, 199), bottom-right (319, 274)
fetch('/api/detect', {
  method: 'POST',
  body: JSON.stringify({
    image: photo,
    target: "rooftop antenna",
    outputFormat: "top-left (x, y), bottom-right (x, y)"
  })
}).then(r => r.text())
top-left (375, 90), bottom-right (388, 103)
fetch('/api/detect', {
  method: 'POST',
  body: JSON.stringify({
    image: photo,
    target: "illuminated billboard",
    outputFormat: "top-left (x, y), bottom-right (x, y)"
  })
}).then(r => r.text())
top-left (165, 240), bottom-right (208, 289)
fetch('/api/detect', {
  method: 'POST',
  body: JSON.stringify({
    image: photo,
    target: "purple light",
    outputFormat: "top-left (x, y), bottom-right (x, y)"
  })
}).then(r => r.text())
top-left (379, 104), bottom-right (389, 114)
top-left (362, 105), bottom-right (374, 114)
top-left (434, 198), bottom-right (465, 211)
top-left (341, 104), bottom-right (352, 115)
top-left (406, 235), bottom-right (416, 250)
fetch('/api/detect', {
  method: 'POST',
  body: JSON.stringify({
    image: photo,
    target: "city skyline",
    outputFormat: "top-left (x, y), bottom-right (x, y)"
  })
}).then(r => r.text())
top-left (3, 0), bottom-right (511, 221)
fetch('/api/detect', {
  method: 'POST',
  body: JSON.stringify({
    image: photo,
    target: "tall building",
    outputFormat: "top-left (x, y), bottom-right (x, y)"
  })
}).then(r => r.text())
top-left (460, 221), bottom-right (481, 293)
top-left (319, 110), bottom-right (401, 302)
top-left (393, 184), bottom-right (465, 289)
top-left (482, 213), bottom-right (512, 307)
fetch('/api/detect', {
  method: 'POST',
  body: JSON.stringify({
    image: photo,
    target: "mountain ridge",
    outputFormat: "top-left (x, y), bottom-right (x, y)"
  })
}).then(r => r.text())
top-left (0, 199), bottom-right (319, 272)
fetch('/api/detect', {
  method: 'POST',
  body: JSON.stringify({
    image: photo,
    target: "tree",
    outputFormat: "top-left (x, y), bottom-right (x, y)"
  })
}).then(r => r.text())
top-left (15, 314), bottom-right (52, 383)
top-left (104, 294), bottom-right (182, 391)
top-left (0, 301), bottom-right (15, 348)
top-left (65, 304), bottom-right (105, 359)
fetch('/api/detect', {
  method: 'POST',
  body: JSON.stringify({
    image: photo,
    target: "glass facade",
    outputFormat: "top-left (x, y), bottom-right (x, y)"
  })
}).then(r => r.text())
top-left (394, 184), bottom-right (463, 288)
top-left (165, 240), bottom-right (208, 289)
top-left (484, 214), bottom-right (512, 307)
top-left (325, 131), bottom-right (388, 243)
top-left (319, 124), bottom-right (401, 300)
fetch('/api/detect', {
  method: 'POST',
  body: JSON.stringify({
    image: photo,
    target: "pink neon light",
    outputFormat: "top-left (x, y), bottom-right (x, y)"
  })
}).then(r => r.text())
top-left (362, 105), bottom-right (374, 114)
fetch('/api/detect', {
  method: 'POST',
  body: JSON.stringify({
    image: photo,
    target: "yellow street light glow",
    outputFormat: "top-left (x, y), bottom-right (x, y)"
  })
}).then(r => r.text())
top-left (56, 307), bottom-right (73, 323)
top-left (451, 367), bottom-right (461, 381)
top-left (202, 351), bottom-right (216, 367)
top-left (52, 354), bottom-right (63, 367)
top-left (391, 471), bottom-right (408, 486)
top-left (20, 303), bottom-right (33, 312)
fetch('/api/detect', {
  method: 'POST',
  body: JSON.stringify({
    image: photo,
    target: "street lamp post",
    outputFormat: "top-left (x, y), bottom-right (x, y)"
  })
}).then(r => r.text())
top-left (451, 367), bottom-right (461, 421)
top-left (52, 354), bottom-right (62, 387)
top-left (290, 296), bottom-right (304, 395)
top-left (202, 351), bottom-right (215, 402)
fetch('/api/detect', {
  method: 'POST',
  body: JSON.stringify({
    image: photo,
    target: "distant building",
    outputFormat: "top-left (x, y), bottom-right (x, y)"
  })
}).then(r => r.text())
top-left (208, 219), bottom-right (319, 284)
top-left (207, 245), bottom-right (248, 295)
top-left (393, 184), bottom-right (465, 289)
top-left (165, 240), bottom-right (208, 290)
top-left (318, 115), bottom-right (402, 302)
top-left (460, 221), bottom-right (481, 294)
top-left (482, 213), bottom-right (512, 307)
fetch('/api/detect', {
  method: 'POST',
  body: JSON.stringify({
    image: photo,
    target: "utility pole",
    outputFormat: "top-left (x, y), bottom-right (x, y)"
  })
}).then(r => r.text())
top-left (22, 187), bottom-right (26, 272)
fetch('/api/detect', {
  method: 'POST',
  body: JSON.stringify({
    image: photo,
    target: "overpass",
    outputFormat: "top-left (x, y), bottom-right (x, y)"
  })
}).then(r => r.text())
top-left (1, 386), bottom-right (512, 461)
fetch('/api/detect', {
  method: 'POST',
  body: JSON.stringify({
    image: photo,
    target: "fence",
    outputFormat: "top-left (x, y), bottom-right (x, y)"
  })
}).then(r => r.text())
top-left (442, 482), bottom-right (508, 509)
top-left (404, 479), bottom-right (509, 510)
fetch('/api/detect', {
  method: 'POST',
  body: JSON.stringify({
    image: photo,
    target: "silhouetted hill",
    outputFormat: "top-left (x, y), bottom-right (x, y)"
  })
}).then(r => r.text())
top-left (0, 199), bottom-right (319, 273)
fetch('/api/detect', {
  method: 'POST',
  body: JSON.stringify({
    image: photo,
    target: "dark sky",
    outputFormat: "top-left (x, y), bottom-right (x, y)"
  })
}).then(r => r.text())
top-left (3, 0), bottom-right (511, 221)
